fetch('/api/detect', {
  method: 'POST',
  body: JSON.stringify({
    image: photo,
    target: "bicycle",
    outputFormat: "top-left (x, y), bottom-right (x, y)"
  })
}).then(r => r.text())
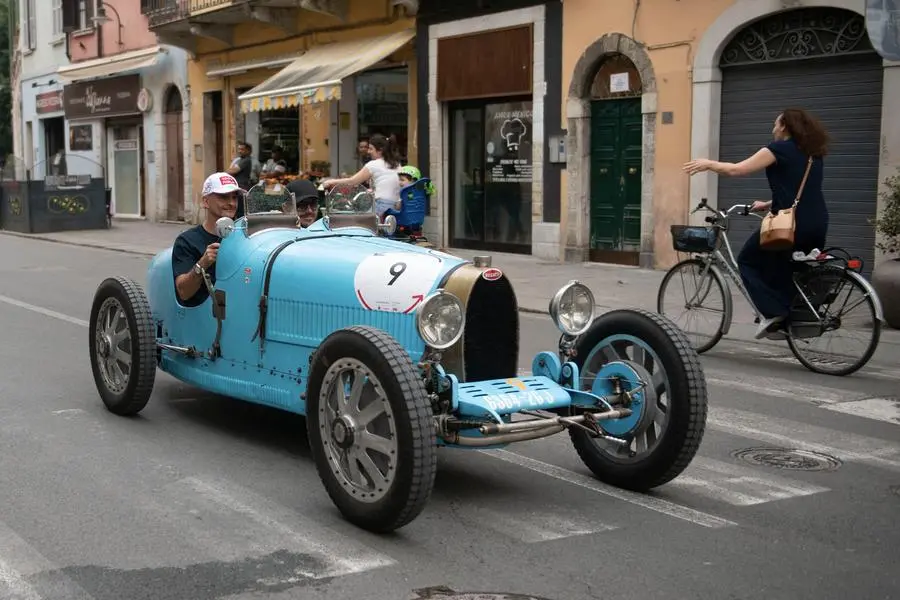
top-left (656, 198), bottom-right (884, 376)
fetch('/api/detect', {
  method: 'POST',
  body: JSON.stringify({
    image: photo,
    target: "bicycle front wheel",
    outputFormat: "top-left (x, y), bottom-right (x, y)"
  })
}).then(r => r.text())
top-left (657, 258), bottom-right (732, 353)
top-left (787, 266), bottom-right (882, 376)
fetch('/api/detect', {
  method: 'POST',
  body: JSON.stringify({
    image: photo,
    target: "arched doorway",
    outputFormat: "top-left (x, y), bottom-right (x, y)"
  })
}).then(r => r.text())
top-left (164, 86), bottom-right (186, 221)
top-left (714, 7), bottom-right (883, 276)
top-left (587, 53), bottom-right (643, 265)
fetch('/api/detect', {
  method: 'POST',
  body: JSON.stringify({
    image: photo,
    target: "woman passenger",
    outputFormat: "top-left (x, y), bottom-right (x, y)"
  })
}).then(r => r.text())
top-left (683, 108), bottom-right (830, 339)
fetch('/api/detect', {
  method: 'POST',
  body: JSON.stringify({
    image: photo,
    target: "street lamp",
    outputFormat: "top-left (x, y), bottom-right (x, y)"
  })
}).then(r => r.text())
top-left (91, 2), bottom-right (124, 46)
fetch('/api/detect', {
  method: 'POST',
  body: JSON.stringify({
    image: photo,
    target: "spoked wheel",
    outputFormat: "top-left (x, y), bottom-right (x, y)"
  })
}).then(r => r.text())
top-left (306, 326), bottom-right (436, 533)
top-left (88, 277), bottom-right (157, 416)
top-left (787, 266), bottom-right (882, 376)
top-left (657, 258), bottom-right (732, 353)
top-left (568, 309), bottom-right (708, 491)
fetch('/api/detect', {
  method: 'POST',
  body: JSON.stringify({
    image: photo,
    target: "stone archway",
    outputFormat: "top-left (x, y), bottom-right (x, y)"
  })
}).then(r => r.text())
top-left (564, 33), bottom-right (657, 266)
top-left (163, 85), bottom-right (186, 221)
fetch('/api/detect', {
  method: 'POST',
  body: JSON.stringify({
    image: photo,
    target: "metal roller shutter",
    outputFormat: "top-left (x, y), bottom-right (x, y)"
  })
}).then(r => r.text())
top-left (716, 53), bottom-right (883, 278)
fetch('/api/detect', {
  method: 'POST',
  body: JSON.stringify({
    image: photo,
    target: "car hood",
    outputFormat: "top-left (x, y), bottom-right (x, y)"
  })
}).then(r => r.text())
top-left (264, 234), bottom-right (471, 314)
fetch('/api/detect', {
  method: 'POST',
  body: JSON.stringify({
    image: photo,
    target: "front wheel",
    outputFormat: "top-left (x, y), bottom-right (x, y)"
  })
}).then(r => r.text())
top-left (568, 309), bottom-right (708, 491)
top-left (306, 326), bottom-right (437, 533)
top-left (657, 258), bottom-right (732, 354)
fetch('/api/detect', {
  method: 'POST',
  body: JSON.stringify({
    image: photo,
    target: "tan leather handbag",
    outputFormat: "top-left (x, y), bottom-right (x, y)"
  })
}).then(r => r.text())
top-left (759, 156), bottom-right (813, 250)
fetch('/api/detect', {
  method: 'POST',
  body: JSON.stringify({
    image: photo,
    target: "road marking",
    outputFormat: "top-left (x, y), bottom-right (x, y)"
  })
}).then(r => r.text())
top-left (668, 457), bottom-right (830, 506)
top-left (0, 294), bottom-right (89, 328)
top-left (442, 503), bottom-right (618, 543)
top-left (760, 354), bottom-right (900, 382)
top-left (0, 520), bottom-right (94, 599)
top-left (153, 476), bottom-right (396, 580)
top-left (705, 373), bottom-right (849, 405)
top-left (821, 398), bottom-right (900, 425)
top-left (478, 450), bottom-right (737, 529)
top-left (708, 406), bottom-right (900, 472)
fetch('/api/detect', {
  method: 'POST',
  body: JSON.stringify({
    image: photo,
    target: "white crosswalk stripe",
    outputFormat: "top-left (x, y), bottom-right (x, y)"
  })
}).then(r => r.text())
top-left (438, 503), bottom-right (619, 543)
top-left (666, 456), bottom-right (830, 505)
top-left (144, 476), bottom-right (396, 580)
top-left (0, 521), bottom-right (95, 600)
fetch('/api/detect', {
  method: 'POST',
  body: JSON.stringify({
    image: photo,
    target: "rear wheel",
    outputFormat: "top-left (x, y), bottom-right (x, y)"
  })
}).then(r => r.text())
top-left (88, 277), bottom-right (157, 416)
top-left (306, 326), bottom-right (436, 533)
top-left (787, 266), bottom-right (881, 376)
top-left (568, 309), bottom-right (708, 491)
top-left (657, 258), bottom-right (731, 353)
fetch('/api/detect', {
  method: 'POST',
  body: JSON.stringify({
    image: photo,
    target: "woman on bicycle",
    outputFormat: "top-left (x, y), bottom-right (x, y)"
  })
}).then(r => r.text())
top-left (683, 108), bottom-right (830, 339)
top-left (321, 133), bottom-right (401, 218)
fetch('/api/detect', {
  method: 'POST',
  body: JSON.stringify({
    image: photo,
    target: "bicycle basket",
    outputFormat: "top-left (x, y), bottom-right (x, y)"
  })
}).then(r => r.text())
top-left (671, 225), bottom-right (719, 253)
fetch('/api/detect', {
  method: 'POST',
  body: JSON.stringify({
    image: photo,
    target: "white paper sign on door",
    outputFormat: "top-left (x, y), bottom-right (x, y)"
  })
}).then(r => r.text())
top-left (610, 72), bottom-right (630, 93)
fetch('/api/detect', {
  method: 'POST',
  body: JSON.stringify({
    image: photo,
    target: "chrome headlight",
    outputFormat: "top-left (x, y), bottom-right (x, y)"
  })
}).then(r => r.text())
top-left (416, 290), bottom-right (465, 350)
top-left (549, 280), bottom-right (595, 336)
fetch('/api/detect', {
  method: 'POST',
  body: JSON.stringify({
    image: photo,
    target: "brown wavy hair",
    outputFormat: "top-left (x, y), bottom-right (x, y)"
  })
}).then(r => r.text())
top-left (779, 108), bottom-right (830, 157)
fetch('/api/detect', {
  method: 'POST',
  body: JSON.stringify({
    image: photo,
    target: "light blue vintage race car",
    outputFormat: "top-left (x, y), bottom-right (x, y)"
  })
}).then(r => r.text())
top-left (88, 182), bottom-right (708, 533)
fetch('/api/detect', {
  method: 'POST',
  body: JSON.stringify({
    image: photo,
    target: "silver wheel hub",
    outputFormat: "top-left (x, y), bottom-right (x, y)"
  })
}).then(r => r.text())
top-left (319, 358), bottom-right (398, 504)
top-left (94, 297), bottom-right (133, 394)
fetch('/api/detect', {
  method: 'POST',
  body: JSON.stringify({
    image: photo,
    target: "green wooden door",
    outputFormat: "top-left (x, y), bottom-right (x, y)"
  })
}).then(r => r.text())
top-left (589, 98), bottom-right (643, 262)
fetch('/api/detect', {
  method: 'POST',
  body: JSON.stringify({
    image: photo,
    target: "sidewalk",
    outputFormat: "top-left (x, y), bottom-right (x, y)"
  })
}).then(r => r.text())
top-left (3, 219), bottom-right (898, 361)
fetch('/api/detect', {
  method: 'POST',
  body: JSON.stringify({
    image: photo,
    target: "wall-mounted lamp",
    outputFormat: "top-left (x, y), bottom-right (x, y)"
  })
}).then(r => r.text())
top-left (92, 2), bottom-right (124, 47)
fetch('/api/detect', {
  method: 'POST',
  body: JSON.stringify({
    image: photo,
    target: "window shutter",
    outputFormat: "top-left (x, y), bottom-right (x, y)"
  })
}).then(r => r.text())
top-left (61, 0), bottom-right (79, 31)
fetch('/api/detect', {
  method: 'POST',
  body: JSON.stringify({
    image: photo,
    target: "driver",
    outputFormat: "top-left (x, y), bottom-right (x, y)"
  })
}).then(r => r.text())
top-left (172, 172), bottom-right (240, 307)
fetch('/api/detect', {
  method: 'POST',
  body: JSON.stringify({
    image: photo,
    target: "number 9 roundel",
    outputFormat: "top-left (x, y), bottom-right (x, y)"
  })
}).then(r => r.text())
top-left (353, 253), bottom-right (445, 313)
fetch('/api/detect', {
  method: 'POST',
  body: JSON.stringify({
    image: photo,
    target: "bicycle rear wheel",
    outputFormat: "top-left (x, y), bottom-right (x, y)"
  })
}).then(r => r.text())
top-left (657, 258), bottom-right (732, 353)
top-left (787, 266), bottom-right (881, 376)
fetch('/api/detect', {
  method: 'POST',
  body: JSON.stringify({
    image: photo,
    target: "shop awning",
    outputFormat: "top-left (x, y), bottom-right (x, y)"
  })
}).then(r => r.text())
top-left (57, 46), bottom-right (163, 82)
top-left (238, 29), bottom-right (415, 113)
top-left (206, 54), bottom-right (299, 78)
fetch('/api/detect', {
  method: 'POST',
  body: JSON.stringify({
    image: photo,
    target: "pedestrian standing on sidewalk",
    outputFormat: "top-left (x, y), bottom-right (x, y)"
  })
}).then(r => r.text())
top-left (683, 108), bottom-right (830, 339)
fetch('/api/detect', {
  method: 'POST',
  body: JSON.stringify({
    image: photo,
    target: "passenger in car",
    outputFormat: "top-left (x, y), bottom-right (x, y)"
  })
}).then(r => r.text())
top-left (172, 172), bottom-right (240, 307)
top-left (286, 178), bottom-right (321, 228)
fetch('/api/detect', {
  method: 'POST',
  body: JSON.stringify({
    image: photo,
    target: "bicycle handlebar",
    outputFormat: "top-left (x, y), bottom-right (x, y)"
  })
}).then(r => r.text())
top-left (691, 198), bottom-right (764, 220)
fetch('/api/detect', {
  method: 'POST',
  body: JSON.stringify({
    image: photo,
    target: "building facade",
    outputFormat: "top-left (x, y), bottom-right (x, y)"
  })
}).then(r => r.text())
top-left (562, 0), bottom-right (900, 274)
top-left (416, 0), bottom-right (564, 259)
top-left (144, 0), bottom-right (418, 221)
top-left (13, 0), bottom-right (73, 180)
top-left (58, 0), bottom-right (191, 222)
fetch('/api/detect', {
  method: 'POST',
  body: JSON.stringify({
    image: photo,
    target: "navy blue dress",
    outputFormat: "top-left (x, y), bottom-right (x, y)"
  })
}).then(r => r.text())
top-left (736, 139), bottom-right (829, 319)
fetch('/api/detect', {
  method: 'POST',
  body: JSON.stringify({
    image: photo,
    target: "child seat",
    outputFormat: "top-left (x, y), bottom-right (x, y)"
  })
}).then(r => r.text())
top-left (384, 178), bottom-right (429, 235)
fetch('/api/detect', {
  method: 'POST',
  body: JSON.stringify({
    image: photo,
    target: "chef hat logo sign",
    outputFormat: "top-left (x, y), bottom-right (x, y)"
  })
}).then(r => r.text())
top-left (500, 118), bottom-right (527, 151)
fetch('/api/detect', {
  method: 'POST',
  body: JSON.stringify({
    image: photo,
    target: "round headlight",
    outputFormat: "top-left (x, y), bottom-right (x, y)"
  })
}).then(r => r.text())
top-left (416, 290), bottom-right (465, 350)
top-left (549, 280), bottom-right (595, 336)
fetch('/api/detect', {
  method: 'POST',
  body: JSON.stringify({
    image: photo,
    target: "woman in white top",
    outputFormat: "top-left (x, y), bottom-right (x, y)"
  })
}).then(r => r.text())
top-left (322, 133), bottom-right (401, 217)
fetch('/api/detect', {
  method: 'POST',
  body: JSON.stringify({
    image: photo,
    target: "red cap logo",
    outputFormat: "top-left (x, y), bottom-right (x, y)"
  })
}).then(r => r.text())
top-left (219, 175), bottom-right (236, 186)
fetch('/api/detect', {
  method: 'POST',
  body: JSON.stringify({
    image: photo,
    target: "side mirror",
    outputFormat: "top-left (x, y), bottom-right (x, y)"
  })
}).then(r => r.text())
top-left (216, 216), bottom-right (235, 239)
top-left (379, 214), bottom-right (397, 236)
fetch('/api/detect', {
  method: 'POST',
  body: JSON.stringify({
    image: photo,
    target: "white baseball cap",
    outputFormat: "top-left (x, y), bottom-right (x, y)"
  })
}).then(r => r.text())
top-left (202, 172), bottom-right (242, 196)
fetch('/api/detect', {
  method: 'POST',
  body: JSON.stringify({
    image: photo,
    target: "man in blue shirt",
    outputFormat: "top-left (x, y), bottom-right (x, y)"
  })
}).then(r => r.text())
top-left (171, 172), bottom-right (241, 307)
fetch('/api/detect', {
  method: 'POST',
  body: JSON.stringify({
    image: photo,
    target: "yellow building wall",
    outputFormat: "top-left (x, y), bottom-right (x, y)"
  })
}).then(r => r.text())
top-left (186, 1), bottom-right (416, 217)
top-left (561, 0), bottom-right (734, 267)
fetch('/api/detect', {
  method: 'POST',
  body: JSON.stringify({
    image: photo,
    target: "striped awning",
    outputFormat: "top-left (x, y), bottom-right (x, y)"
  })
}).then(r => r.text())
top-left (238, 29), bottom-right (414, 113)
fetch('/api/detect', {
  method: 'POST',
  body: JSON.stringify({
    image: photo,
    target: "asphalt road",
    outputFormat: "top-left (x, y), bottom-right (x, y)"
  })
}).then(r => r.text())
top-left (1, 235), bottom-right (899, 600)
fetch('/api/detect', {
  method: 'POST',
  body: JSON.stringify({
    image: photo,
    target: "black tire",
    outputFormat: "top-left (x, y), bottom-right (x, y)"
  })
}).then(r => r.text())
top-left (568, 309), bottom-right (708, 491)
top-left (787, 266), bottom-right (882, 376)
top-left (88, 277), bottom-right (157, 416)
top-left (657, 258), bottom-right (731, 354)
top-left (306, 326), bottom-right (436, 533)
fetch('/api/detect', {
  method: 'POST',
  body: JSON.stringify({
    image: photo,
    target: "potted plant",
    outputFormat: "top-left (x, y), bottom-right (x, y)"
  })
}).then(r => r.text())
top-left (872, 168), bottom-right (900, 329)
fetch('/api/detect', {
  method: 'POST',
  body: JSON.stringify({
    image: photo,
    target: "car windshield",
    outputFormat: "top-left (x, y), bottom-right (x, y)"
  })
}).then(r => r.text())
top-left (326, 183), bottom-right (375, 215)
top-left (245, 181), bottom-right (297, 217)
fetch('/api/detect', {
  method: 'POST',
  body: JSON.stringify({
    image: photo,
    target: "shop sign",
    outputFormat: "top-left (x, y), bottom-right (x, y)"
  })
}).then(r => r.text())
top-left (63, 74), bottom-right (141, 120)
top-left (36, 90), bottom-right (63, 115)
top-left (485, 101), bottom-right (534, 185)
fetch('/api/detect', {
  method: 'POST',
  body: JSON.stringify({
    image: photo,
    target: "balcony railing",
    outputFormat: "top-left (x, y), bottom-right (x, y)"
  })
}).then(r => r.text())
top-left (140, 0), bottom-right (188, 27)
top-left (189, 0), bottom-right (244, 13)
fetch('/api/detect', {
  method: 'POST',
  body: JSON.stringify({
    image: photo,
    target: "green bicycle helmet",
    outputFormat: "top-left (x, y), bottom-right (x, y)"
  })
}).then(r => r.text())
top-left (399, 165), bottom-right (421, 180)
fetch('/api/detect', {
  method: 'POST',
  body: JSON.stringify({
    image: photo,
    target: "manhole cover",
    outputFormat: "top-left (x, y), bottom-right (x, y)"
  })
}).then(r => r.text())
top-left (732, 447), bottom-right (842, 471)
top-left (411, 587), bottom-right (554, 600)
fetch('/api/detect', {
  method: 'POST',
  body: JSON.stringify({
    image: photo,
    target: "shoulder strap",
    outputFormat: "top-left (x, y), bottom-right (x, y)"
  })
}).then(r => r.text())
top-left (793, 157), bottom-right (813, 206)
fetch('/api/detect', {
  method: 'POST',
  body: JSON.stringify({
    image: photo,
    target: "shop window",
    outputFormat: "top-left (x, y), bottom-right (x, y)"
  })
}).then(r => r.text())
top-left (356, 68), bottom-right (409, 165)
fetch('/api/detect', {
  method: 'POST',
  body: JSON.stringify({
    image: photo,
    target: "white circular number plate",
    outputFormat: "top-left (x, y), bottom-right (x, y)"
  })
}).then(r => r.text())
top-left (354, 252), bottom-right (445, 313)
